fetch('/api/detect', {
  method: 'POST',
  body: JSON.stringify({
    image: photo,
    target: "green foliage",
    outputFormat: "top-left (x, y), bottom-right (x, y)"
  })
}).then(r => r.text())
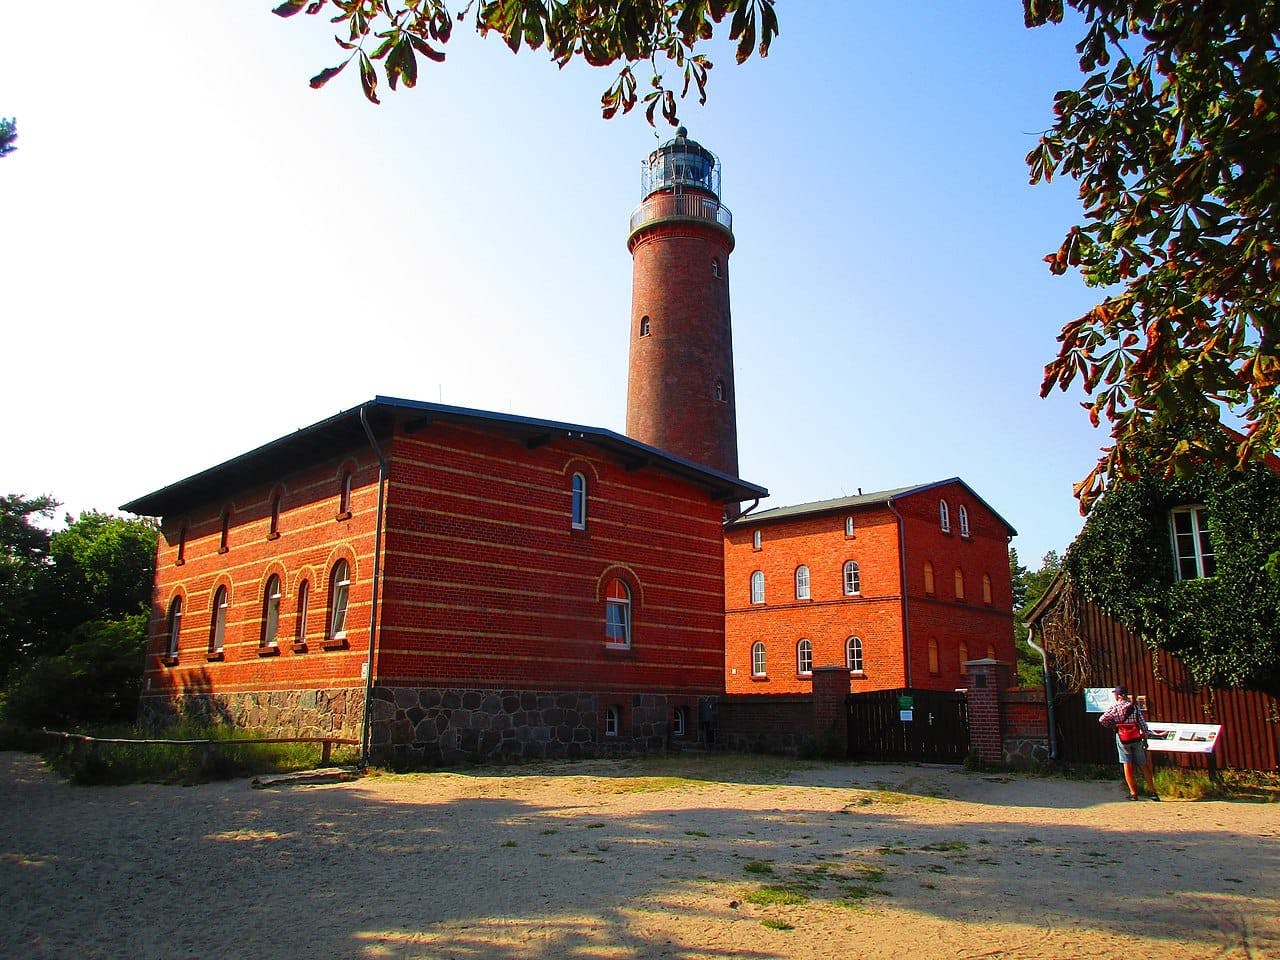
top-left (1025, 1), bottom-right (1280, 509)
top-left (1065, 462), bottom-right (1280, 694)
top-left (40, 721), bottom-right (358, 785)
top-left (0, 117), bottom-right (15, 157)
top-left (0, 613), bottom-right (148, 730)
top-left (0, 494), bottom-right (57, 682)
top-left (1012, 548), bottom-right (1061, 685)
top-left (274, 0), bottom-right (778, 124)
top-left (44, 511), bottom-right (158, 646)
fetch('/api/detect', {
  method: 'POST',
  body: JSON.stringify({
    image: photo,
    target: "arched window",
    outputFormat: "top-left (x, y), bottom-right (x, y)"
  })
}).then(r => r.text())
top-left (752, 529), bottom-right (762, 550)
top-left (176, 525), bottom-right (186, 566)
top-left (986, 643), bottom-right (996, 660)
top-left (751, 641), bottom-right (767, 677)
top-left (604, 578), bottom-right (631, 647)
top-left (269, 492), bottom-right (281, 538)
top-left (982, 573), bottom-right (992, 606)
top-left (714, 379), bottom-right (725, 401)
top-left (846, 636), bottom-right (864, 673)
top-left (923, 561), bottom-right (935, 595)
top-left (750, 570), bottom-right (765, 604)
top-left (166, 596), bottom-right (183, 658)
top-left (673, 706), bottom-right (687, 737)
top-left (328, 560), bottom-right (351, 640)
top-left (928, 638), bottom-right (939, 675)
top-left (939, 499), bottom-right (951, 533)
top-left (958, 505), bottom-right (970, 538)
top-left (639, 314), bottom-right (651, 337)
top-left (605, 705), bottom-right (621, 737)
top-left (954, 568), bottom-right (965, 600)
top-left (261, 574), bottom-right (281, 647)
top-left (209, 586), bottom-right (227, 655)
top-left (571, 472), bottom-right (587, 529)
top-left (959, 641), bottom-right (970, 674)
top-left (339, 471), bottom-right (353, 517)
top-left (795, 565), bottom-right (810, 600)
top-left (843, 560), bottom-right (861, 596)
top-left (845, 516), bottom-right (854, 537)
top-left (295, 579), bottom-right (310, 645)
top-left (797, 639), bottom-right (813, 675)
top-left (711, 257), bottom-right (721, 278)
top-left (219, 508), bottom-right (231, 553)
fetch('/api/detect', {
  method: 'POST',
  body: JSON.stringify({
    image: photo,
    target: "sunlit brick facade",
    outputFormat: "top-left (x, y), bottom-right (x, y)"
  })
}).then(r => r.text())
top-left (724, 480), bottom-right (1016, 696)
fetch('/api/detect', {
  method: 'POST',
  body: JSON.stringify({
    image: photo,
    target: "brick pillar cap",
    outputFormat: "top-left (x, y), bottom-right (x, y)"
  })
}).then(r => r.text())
top-left (964, 658), bottom-right (1002, 667)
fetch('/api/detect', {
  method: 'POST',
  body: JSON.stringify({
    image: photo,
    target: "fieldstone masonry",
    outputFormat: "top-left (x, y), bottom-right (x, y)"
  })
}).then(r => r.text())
top-left (138, 688), bottom-right (364, 741)
top-left (368, 687), bottom-right (678, 765)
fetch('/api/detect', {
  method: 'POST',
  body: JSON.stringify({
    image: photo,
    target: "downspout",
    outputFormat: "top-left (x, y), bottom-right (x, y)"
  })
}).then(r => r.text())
top-left (359, 405), bottom-right (389, 769)
top-left (1026, 626), bottom-right (1058, 761)
top-left (886, 498), bottom-right (912, 688)
top-left (735, 498), bottom-right (761, 520)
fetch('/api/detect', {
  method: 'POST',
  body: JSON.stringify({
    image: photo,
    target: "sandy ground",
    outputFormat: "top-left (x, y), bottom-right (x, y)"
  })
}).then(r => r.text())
top-left (2, 751), bottom-right (1278, 960)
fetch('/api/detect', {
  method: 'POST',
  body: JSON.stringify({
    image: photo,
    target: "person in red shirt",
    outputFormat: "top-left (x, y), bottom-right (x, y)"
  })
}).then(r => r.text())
top-left (1099, 685), bottom-right (1159, 800)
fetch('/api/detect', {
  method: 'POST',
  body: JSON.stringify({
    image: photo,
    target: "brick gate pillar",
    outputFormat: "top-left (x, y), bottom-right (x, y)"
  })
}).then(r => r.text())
top-left (965, 658), bottom-right (1005, 763)
top-left (811, 666), bottom-right (849, 756)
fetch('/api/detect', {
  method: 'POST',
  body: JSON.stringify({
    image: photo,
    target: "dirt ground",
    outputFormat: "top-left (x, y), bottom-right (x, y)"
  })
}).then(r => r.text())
top-left (2, 750), bottom-right (1277, 960)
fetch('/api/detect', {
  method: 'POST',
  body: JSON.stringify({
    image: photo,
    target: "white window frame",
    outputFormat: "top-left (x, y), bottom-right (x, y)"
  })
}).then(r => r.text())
top-left (797, 639), bottom-right (813, 675)
top-left (166, 597), bottom-right (183, 658)
top-left (296, 579), bottom-right (310, 644)
top-left (261, 574), bottom-right (281, 647)
top-left (939, 499), bottom-right (951, 533)
top-left (605, 705), bottom-right (620, 737)
top-left (750, 570), bottom-right (765, 605)
top-left (752, 529), bottom-right (761, 550)
top-left (795, 565), bottom-right (810, 600)
top-left (958, 504), bottom-right (970, 538)
top-left (605, 578), bottom-right (631, 648)
top-left (845, 516), bottom-right (854, 537)
top-left (209, 586), bottom-right (227, 654)
top-left (329, 560), bottom-right (351, 640)
top-left (843, 560), bottom-right (861, 596)
top-left (751, 641), bottom-right (767, 677)
top-left (571, 472), bottom-right (588, 530)
top-left (639, 314), bottom-right (651, 337)
top-left (846, 636), bottom-right (864, 673)
top-left (672, 706), bottom-right (686, 737)
top-left (1170, 505), bottom-right (1215, 580)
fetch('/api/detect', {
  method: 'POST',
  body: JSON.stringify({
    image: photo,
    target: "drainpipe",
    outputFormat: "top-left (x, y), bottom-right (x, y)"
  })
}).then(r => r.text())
top-left (1026, 627), bottom-right (1057, 761)
top-left (886, 498), bottom-right (912, 688)
top-left (736, 498), bottom-right (761, 520)
top-left (359, 405), bottom-right (389, 769)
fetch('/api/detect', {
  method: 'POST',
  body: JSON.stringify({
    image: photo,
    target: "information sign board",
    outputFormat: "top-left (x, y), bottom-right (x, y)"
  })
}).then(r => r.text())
top-left (1144, 722), bottom-right (1223, 755)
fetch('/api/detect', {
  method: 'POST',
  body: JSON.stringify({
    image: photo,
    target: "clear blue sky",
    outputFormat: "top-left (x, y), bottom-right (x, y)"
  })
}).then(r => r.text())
top-left (0, 3), bottom-right (1105, 569)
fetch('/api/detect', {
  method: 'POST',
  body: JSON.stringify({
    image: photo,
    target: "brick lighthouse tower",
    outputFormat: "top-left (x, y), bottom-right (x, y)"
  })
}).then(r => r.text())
top-left (626, 128), bottom-right (739, 487)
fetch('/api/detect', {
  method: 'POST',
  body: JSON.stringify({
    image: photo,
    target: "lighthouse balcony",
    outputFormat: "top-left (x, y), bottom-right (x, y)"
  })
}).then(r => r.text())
top-left (628, 192), bottom-right (733, 240)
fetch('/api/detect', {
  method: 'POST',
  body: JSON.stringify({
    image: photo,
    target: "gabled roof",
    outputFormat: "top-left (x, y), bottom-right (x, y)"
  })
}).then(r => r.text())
top-left (121, 396), bottom-right (768, 518)
top-left (725, 477), bottom-right (1017, 536)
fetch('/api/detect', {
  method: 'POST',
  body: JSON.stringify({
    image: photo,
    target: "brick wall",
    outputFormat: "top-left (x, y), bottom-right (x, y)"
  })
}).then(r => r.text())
top-left (725, 504), bottom-right (907, 695)
top-left (137, 413), bottom-right (731, 763)
top-left (627, 221), bottom-right (738, 477)
top-left (897, 484), bottom-right (1017, 689)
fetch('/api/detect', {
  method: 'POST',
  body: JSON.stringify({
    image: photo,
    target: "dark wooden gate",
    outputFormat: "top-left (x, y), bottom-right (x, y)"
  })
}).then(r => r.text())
top-left (847, 688), bottom-right (969, 763)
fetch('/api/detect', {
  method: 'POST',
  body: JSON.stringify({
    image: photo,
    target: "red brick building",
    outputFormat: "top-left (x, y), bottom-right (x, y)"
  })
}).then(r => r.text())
top-left (123, 398), bottom-right (765, 764)
top-left (724, 480), bottom-right (1017, 696)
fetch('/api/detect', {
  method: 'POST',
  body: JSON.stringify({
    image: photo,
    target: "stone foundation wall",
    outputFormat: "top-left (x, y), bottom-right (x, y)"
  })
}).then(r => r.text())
top-left (137, 688), bottom-right (364, 742)
top-left (368, 687), bottom-right (689, 765)
top-left (715, 695), bottom-right (813, 756)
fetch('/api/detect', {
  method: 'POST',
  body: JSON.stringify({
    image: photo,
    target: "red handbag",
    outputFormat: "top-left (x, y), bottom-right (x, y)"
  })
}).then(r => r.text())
top-left (1116, 721), bottom-right (1144, 743)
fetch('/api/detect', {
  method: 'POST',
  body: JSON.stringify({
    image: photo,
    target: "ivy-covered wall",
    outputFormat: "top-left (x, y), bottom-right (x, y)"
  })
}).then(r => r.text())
top-left (1064, 464), bottom-right (1280, 696)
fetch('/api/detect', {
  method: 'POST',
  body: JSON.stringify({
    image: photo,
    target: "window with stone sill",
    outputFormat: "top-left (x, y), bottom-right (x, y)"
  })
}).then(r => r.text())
top-left (846, 636), bottom-right (864, 673)
top-left (751, 641), bottom-right (767, 677)
top-left (797, 638), bottom-right (813, 675)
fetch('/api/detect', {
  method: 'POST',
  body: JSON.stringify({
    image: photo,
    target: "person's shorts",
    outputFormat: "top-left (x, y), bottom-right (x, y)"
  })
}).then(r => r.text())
top-left (1117, 737), bottom-right (1148, 764)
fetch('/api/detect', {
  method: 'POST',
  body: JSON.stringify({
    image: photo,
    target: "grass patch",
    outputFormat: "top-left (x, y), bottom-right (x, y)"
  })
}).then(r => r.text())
top-left (745, 886), bottom-right (809, 907)
top-left (920, 840), bottom-right (969, 853)
top-left (586, 822), bottom-right (606, 829)
top-left (743, 860), bottom-right (775, 875)
top-left (684, 830), bottom-right (709, 838)
top-left (1155, 768), bottom-right (1280, 802)
top-left (38, 722), bottom-right (359, 785)
top-left (761, 919), bottom-right (794, 931)
top-left (500, 840), bottom-right (517, 848)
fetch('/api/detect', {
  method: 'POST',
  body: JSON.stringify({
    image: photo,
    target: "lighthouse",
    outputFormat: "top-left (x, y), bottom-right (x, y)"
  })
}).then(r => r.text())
top-left (626, 128), bottom-right (739, 489)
